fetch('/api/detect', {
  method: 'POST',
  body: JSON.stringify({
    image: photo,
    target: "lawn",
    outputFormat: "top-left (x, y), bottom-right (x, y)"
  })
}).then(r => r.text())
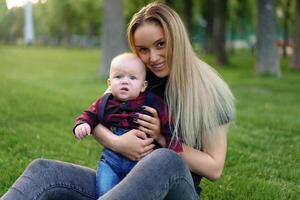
top-left (0, 45), bottom-right (299, 199)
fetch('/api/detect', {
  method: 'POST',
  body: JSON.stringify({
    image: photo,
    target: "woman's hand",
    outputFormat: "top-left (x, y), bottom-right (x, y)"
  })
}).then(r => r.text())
top-left (93, 124), bottom-right (155, 161)
top-left (134, 106), bottom-right (165, 146)
top-left (114, 129), bottom-right (155, 161)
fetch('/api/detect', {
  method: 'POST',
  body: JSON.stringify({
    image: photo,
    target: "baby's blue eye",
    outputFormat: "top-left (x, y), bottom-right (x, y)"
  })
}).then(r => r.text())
top-left (130, 75), bottom-right (137, 80)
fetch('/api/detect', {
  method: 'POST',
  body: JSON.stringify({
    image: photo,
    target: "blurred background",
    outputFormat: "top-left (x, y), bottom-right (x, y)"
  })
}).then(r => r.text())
top-left (1, 0), bottom-right (300, 73)
top-left (0, 0), bottom-right (299, 199)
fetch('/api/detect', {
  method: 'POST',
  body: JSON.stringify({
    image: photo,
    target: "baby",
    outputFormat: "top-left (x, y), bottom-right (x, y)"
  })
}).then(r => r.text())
top-left (73, 53), bottom-right (182, 197)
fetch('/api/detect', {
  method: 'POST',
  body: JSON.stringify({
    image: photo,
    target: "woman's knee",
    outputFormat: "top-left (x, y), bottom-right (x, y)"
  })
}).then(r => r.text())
top-left (149, 148), bottom-right (179, 161)
top-left (28, 158), bottom-right (51, 168)
top-left (26, 159), bottom-right (52, 173)
top-left (144, 149), bottom-right (189, 174)
top-left (25, 158), bottom-right (68, 180)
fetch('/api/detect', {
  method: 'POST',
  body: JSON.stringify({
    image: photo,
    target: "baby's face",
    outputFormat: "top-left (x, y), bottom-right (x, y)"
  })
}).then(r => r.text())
top-left (108, 58), bottom-right (147, 101)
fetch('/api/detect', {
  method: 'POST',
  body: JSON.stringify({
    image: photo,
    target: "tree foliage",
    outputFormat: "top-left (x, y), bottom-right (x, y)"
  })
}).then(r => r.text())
top-left (0, 0), bottom-right (298, 72)
top-left (0, 1), bottom-right (23, 42)
top-left (0, 0), bottom-right (102, 43)
top-left (228, 0), bottom-right (255, 40)
top-left (34, 0), bottom-right (101, 40)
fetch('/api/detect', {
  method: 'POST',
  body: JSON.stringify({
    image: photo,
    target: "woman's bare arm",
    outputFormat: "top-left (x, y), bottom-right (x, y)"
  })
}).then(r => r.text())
top-left (180, 124), bottom-right (229, 181)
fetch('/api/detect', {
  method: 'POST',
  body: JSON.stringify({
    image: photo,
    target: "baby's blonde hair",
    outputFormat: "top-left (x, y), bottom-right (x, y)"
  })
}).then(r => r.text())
top-left (110, 52), bottom-right (146, 79)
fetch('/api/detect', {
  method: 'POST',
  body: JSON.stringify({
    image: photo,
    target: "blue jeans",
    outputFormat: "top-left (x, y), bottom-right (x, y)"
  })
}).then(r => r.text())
top-left (96, 127), bottom-right (138, 197)
top-left (96, 148), bottom-right (137, 197)
top-left (1, 149), bottom-right (200, 200)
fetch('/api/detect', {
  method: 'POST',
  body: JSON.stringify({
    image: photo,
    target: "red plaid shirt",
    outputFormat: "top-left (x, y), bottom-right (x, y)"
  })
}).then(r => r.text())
top-left (74, 92), bottom-right (182, 152)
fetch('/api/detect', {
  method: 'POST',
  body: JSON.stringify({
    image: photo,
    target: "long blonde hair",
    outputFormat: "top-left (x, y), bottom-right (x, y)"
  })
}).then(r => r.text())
top-left (128, 2), bottom-right (235, 149)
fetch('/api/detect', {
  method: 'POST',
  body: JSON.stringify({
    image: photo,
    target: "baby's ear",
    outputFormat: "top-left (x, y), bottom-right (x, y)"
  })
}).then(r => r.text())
top-left (104, 79), bottom-right (112, 94)
top-left (141, 80), bottom-right (148, 92)
top-left (107, 78), bottom-right (111, 88)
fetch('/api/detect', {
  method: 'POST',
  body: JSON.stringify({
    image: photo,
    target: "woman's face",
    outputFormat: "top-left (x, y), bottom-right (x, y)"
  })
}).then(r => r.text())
top-left (133, 23), bottom-right (170, 78)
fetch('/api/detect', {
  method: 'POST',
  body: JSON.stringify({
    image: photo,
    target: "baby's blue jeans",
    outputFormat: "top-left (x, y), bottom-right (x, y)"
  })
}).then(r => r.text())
top-left (96, 127), bottom-right (138, 197)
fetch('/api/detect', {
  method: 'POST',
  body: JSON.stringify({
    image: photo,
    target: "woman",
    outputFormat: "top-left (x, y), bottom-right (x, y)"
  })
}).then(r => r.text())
top-left (1, 3), bottom-right (234, 200)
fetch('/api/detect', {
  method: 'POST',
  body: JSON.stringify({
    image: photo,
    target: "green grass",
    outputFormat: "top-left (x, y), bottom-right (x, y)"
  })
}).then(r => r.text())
top-left (0, 46), bottom-right (299, 199)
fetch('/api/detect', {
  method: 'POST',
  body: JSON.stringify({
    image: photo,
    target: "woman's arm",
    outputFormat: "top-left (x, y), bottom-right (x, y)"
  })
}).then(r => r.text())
top-left (135, 105), bottom-right (229, 180)
top-left (92, 124), bottom-right (155, 161)
top-left (180, 124), bottom-right (229, 181)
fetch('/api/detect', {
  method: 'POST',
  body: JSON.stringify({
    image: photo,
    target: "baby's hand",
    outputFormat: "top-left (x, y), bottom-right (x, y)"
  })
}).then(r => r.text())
top-left (74, 123), bottom-right (91, 140)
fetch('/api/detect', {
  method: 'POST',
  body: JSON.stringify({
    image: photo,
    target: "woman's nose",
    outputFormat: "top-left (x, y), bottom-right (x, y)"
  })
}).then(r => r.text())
top-left (150, 50), bottom-right (159, 63)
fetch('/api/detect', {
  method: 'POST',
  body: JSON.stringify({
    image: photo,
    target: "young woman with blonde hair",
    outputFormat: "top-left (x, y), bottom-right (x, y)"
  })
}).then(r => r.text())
top-left (1, 3), bottom-right (234, 200)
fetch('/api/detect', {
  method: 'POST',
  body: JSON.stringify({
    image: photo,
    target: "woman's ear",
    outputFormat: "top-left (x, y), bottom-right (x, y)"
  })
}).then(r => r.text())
top-left (141, 80), bottom-right (148, 92)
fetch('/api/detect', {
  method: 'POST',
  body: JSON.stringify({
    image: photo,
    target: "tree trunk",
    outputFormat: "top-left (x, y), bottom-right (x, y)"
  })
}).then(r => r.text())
top-left (100, 0), bottom-right (126, 77)
top-left (292, 0), bottom-right (300, 70)
top-left (282, 0), bottom-right (291, 58)
top-left (203, 0), bottom-right (214, 54)
top-left (255, 0), bottom-right (280, 77)
top-left (213, 0), bottom-right (227, 65)
top-left (184, 0), bottom-right (193, 38)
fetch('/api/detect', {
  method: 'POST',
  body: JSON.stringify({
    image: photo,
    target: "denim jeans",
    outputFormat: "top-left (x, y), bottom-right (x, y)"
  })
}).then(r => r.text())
top-left (1, 149), bottom-right (200, 200)
top-left (96, 127), bottom-right (138, 197)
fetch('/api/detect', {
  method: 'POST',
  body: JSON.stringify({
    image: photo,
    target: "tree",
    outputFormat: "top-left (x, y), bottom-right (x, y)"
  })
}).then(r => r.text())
top-left (292, 0), bottom-right (300, 69)
top-left (213, 0), bottom-right (228, 65)
top-left (183, 0), bottom-right (193, 37)
top-left (228, 0), bottom-right (255, 46)
top-left (0, 6), bottom-right (23, 43)
top-left (31, 0), bottom-right (101, 45)
top-left (282, 0), bottom-right (291, 58)
top-left (100, 0), bottom-right (127, 76)
top-left (255, 0), bottom-right (280, 77)
top-left (203, 0), bottom-right (214, 54)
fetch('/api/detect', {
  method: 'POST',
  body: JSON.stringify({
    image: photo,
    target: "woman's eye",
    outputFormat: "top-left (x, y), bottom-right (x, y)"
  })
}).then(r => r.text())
top-left (138, 48), bottom-right (148, 54)
top-left (157, 41), bottom-right (165, 48)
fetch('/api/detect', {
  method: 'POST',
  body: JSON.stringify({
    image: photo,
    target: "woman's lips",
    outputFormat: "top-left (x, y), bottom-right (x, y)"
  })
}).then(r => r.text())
top-left (151, 62), bottom-right (165, 70)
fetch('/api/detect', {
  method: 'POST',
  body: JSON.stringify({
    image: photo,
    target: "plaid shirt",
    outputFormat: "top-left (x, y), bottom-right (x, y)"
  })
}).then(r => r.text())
top-left (74, 92), bottom-right (182, 152)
